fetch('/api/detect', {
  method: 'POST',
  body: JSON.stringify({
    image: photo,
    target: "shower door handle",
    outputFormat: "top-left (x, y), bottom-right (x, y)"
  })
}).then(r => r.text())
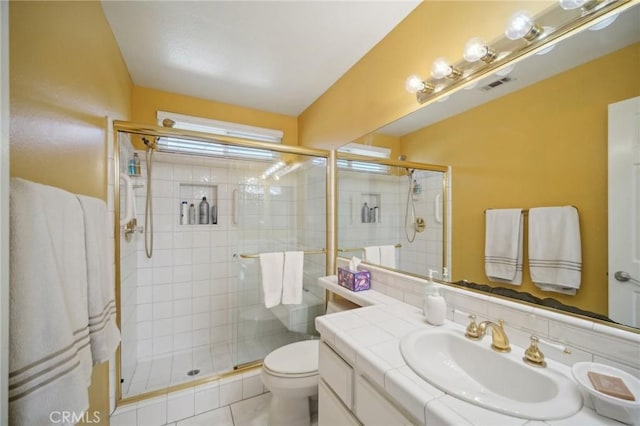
top-left (232, 189), bottom-right (238, 225)
top-left (434, 192), bottom-right (442, 224)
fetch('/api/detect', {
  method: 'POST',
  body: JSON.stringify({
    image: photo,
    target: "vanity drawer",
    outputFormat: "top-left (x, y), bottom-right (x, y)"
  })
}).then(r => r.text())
top-left (355, 375), bottom-right (415, 426)
top-left (319, 341), bottom-right (354, 409)
top-left (319, 379), bottom-right (361, 426)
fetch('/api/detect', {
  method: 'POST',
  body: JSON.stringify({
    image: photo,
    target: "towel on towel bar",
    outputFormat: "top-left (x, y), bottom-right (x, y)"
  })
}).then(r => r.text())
top-left (363, 246), bottom-right (381, 265)
top-left (9, 178), bottom-right (92, 426)
top-left (529, 206), bottom-right (582, 295)
top-left (282, 251), bottom-right (304, 304)
top-left (76, 195), bottom-right (121, 364)
top-left (379, 245), bottom-right (397, 269)
top-left (485, 209), bottom-right (523, 285)
top-left (260, 252), bottom-right (284, 308)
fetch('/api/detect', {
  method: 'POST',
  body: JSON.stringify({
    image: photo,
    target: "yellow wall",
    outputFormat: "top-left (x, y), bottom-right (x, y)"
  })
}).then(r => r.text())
top-left (400, 43), bottom-right (640, 316)
top-left (131, 86), bottom-right (298, 148)
top-left (298, 1), bottom-right (551, 149)
top-left (10, 0), bottom-right (132, 423)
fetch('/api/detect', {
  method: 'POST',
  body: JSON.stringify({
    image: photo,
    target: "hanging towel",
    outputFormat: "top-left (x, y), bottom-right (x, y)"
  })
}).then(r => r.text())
top-left (379, 245), bottom-right (397, 269)
top-left (259, 252), bottom-right (284, 308)
top-left (485, 209), bottom-right (523, 285)
top-left (9, 178), bottom-right (92, 426)
top-left (363, 246), bottom-right (380, 265)
top-left (529, 206), bottom-right (582, 295)
top-left (282, 251), bottom-right (304, 305)
top-left (76, 195), bottom-right (121, 364)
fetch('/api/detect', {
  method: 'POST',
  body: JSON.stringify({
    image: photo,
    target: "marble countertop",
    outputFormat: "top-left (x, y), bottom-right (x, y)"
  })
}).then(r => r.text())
top-left (316, 276), bottom-right (620, 426)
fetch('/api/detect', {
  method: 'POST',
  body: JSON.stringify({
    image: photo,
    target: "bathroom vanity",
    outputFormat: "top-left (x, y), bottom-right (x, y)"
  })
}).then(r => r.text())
top-left (316, 275), bottom-right (640, 425)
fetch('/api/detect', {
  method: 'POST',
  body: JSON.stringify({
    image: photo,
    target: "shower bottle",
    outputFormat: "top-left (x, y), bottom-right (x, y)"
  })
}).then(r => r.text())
top-left (199, 197), bottom-right (210, 224)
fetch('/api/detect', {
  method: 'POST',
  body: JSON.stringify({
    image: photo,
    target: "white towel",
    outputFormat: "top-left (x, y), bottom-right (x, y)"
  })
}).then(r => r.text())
top-left (485, 209), bottom-right (523, 285)
top-left (529, 206), bottom-right (582, 295)
top-left (379, 245), bottom-right (397, 269)
top-left (363, 246), bottom-right (380, 265)
top-left (76, 195), bottom-right (121, 364)
top-left (282, 251), bottom-right (304, 305)
top-left (260, 252), bottom-right (284, 308)
top-left (9, 178), bottom-right (92, 425)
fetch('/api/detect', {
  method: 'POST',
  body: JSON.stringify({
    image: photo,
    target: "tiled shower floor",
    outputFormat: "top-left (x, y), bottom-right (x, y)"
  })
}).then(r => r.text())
top-left (123, 331), bottom-right (304, 397)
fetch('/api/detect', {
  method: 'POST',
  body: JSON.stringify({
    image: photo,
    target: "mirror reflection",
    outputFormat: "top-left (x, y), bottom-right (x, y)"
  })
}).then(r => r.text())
top-left (336, 159), bottom-right (447, 278)
top-left (337, 4), bottom-right (639, 329)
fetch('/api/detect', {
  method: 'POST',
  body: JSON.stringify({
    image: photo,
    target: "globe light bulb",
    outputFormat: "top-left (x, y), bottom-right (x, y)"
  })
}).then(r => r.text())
top-left (431, 58), bottom-right (461, 80)
top-left (463, 38), bottom-right (487, 62)
top-left (405, 75), bottom-right (425, 94)
top-left (431, 58), bottom-right (451, 79)
top-left (463, 37), bottom-right (496, 63)
top-left (505, 11), bottom-right (541, 41)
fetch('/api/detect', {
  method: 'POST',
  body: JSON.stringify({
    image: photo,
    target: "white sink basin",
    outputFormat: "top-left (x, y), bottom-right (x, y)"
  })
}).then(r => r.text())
top-left (400, 327), bottom-right (582, 420)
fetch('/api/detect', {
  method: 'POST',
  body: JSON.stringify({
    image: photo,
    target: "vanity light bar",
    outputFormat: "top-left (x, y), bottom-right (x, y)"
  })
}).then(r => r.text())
top-left (406, 0), bottom-right (626, 104)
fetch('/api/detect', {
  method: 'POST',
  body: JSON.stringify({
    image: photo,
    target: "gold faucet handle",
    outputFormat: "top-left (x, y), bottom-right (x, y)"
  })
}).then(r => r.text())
top-left (465, 315), bottom-right (480, 339)
top-left (523, 335), bottom-right (547, 367)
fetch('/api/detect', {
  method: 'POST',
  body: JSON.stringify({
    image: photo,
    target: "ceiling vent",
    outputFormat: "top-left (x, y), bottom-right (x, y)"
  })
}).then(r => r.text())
top-left (479, 76), bottom-right (514, 92)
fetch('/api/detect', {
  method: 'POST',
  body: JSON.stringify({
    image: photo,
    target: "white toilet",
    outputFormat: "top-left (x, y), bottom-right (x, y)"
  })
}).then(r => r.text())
top-left (261, 339), bottom-right (320, 426)
top-left (261, 298), bottom-right (358, 426)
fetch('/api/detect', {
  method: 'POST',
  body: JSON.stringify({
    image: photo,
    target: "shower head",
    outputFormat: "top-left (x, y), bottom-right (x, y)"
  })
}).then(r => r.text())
top-left (406, 168), bottom-right (415, 177)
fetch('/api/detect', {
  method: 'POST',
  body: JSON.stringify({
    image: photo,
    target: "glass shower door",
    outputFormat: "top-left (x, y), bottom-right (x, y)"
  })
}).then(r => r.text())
top-left (232, 156), bottom-right (327, 368)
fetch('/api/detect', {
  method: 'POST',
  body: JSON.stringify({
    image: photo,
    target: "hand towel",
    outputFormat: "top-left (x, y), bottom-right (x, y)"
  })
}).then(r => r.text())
top-left (363, 246), bottom-right (380, 265)
top-left (379, 245), bottom-right (397, 269)
top-left (282, 251), bottom-right (304, 305)
top-left (485, 209), bottom-right (523, 285)
top-left (76, 195), bottom-right (121, 364)
top-left (260, 252), bottom-right (284, 308)
top-left (9, 178), bottom-right (92, 425)
top-left (529, 206), bottom-right (582, 295)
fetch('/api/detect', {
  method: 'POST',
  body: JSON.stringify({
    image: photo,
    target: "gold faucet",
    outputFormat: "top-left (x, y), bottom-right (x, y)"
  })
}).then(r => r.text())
top-left (523, 335), bottom-right (546, 367)
top-left (465, 316), bottom-right (511, 352)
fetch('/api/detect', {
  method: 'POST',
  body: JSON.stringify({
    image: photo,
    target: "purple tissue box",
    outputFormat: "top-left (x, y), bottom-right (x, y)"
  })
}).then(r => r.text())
top-left (337, 267), bottom-right (371, 292)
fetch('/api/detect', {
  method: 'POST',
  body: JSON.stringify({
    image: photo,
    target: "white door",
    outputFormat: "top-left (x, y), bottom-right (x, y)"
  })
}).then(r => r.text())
top-left (608, 96), bottom-right (640, 327)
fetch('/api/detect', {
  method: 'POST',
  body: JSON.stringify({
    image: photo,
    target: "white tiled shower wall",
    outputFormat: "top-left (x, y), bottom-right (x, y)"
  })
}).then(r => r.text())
top-left (132, 151), bottom-right (240, 361)
top-left (398, 171), bottom-right (444, 276)
top-left (338, 169), bottom-right (444, 275)
top-left (116, 142), bottom-right (328, 387)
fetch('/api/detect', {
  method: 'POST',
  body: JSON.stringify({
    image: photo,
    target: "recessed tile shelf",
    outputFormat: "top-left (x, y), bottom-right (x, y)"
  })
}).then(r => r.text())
top-left (179, 183), bottom-right (218, 225)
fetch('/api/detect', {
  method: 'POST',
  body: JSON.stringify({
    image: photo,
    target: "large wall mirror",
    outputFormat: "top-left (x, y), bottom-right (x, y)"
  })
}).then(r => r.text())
top-left (336, 155), bottom-right (449, 279)
top-left (336, 2), bottom-right (639, 330)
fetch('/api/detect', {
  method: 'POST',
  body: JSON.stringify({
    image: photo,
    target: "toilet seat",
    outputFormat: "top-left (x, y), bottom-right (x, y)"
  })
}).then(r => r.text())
top-left (263, 340), bottom-right (319, 378)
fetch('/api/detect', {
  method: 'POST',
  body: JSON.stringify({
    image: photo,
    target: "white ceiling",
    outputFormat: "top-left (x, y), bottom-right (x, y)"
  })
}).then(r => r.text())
top-left (102, 0), bottom-right (420, 117)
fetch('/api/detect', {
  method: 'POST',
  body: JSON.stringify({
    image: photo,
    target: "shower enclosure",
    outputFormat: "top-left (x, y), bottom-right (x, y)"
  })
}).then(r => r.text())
top-left (336, 156), bottom-right (448, 277)
top-left (115, 123), bottom-right (329, 401)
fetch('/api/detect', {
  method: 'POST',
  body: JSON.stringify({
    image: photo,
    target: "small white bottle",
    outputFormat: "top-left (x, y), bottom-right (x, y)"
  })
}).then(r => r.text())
top-left (424, 269), bottom-right (446, 326)
top-left (180, 201), bottom-right (188, 225)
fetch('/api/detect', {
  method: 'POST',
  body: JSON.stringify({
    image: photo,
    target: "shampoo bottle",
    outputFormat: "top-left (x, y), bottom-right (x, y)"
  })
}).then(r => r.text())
top-left (361, 202), bottom-right (370, 223)
top-left (424, 269), bottom-right (446, 326)
top-left (199, 197), bottom-right (210, 224)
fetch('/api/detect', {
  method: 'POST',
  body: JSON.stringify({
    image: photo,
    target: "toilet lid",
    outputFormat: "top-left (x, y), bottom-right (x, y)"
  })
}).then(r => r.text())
top-left (263, 340), bottom-right (319, 375)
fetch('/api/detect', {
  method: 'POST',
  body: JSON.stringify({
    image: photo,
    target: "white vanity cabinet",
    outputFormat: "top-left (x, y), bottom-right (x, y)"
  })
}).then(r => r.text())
top-left (318, 341), bottom-right (416, 426)
top-left (355, 375), bottom-right (415, 426)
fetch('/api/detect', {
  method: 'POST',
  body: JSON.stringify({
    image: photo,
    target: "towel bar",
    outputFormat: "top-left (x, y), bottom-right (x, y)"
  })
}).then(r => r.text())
top-left (337, 243), bottom-right (402, 253)
top-left (236, 248), bottom-right (326, 259)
